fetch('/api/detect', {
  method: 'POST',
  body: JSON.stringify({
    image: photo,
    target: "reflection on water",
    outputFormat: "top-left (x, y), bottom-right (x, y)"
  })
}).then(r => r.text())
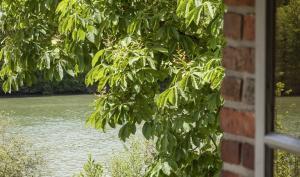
top-left (0, 95), bottom-right (123, 177)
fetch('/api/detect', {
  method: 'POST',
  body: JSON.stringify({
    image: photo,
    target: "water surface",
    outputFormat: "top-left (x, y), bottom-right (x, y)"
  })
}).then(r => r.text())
top-left (0, 95), bottom-right (123, 177)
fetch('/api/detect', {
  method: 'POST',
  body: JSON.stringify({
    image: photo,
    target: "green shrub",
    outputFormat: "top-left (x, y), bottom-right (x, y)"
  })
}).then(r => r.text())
top-left (274, 150), bottom-right (300, 177)
top-left (74, 155), bottom-right (103, 177)
top-left (76, 137), bottom-right (155, 177)
top-left (0, 116), bottom-right (44, 177)
top-left (110, 137), bottom-right (156, 177)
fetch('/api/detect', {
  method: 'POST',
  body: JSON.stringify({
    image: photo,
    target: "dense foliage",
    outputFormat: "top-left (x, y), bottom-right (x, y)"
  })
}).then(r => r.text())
top-left (276, 0), bottom-right (300, 95)
top-left (0, 0), bottom-right (224, 176)
top-left (0, 0), bottom-right (91, 93)
top-left (275, 1), bottom-right (300, 174)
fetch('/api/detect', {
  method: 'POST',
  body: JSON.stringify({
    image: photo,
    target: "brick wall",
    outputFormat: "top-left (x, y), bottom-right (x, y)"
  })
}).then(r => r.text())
top-left (221, 0), bottom-right (255, 177)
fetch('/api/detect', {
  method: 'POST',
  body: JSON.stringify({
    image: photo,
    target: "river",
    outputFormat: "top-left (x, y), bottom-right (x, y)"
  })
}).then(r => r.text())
top-left (0, 95), bottom-right (124, 177)
top-left (0, 95), bottom-right (299, 176)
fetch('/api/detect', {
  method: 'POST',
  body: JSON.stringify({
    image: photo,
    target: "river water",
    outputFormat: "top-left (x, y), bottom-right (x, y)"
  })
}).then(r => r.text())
top-left (0, 95), bottom-right (124, 177)
top-left (1, 95), bottom-right (299, 176)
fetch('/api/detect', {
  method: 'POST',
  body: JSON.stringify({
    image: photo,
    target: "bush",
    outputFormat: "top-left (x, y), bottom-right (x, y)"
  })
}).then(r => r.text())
top-left (110, 137), bottom-right (156, 177)
top-left (76, 137), bottom-right (155, 177)
top-left (74, 155), bottom-right (103, 177)
top-left (0, 115), bottom-right (44, 177)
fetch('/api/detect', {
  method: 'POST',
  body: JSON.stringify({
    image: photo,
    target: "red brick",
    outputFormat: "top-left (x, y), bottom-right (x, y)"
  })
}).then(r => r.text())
top-left (224, 0), bottom-right (255, 6)
top-left (242, 78), bottom-right (255, 105)
top-left (224, 13), bottom-right (242, 40)
top-left (221, 76), bottom-right (243, 101)
top-left (221, 139), bottom-right (241, 164)
top-left (220, 108), bottom-right (255, 138)
top-left (243, 15), bottom-right (255, 41)
top-left (242, 143), bottom-right (254, 169)
top-left (221, 170), bottom-right (240, 177)
top-left (222, 47), bottom-right (255, 73)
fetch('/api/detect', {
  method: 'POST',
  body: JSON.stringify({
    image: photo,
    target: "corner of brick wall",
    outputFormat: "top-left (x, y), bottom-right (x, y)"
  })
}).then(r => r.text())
top-left (221, 0), bottom-right (255, 177)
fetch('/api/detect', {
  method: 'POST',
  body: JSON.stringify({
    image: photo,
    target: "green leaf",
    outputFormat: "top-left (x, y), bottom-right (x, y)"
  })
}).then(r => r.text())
top-left (191, 75), bottom-right (199, 89)
top-left (97, 77), bottom-right (109, 91)
top-left (77, 29), bottom-right (86, 41)
top-left (66, 69), bottom-right (75, 77)
top-left (72, 30), bottom-right (77, 41)
top-left (167, 88), bottom-right (176, 105)
top-left (0, 48), bottom-right (3, 61)
top-left (44, 53), bottom-right (51, 69)
top-left (171, 27), bottom-right (180, 41)
top-left (152, 47), bottom-right (169, 54)
top-left (2, 80), bottom-right (11, 93)
top-left (183, 122), bottom-right (191, 132)
top-left (134, 85), bottom-right (141, 93)
top-left (120, 37), bottom-right (132, 47)
top-left (92, 50), bottom-right (105, 67)
top-left (142, 121), bottom-right (154, 140)
top-left (56, 0), bottom-right (68, 12)
top-left (146, 57), bottom-right (156, 69)
top-left (57, 63), bottom-right (64, 80)
top-left (118, 123), bottom-right (136, 141)
top-left (87, 32), bottom-right (95, 43)
top-left (66, 17), bottom-right (74, 32)
top-left (128, 57), bottom-right (140, 66)
top-left (161, 133), bottom-right (169, 152)
top-left (205, 2), bottom-right (214, 18)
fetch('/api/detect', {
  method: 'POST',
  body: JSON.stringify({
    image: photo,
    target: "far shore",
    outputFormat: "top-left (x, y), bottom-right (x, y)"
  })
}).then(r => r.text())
top-left (0, 92), bottom-right (97, 98)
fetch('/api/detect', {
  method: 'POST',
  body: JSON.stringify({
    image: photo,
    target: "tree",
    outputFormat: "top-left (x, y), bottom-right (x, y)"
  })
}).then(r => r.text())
top-left (0, 0), bottom-right (91, 92)
top-left (276, 0), bottom-right (300, 95)
top-left (0, 0), bottom-right (224, 176)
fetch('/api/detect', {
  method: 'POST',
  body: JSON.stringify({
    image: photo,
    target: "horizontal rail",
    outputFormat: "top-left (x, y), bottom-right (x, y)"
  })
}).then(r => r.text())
top-left (264, 133), bottom-right (300, 155)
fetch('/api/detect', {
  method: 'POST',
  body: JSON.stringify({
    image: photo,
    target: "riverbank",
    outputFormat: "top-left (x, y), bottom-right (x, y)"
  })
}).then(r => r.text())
top-left (0, 92), bottom-right (96, 98)
top-left (0, 73), bottom-right (96, 97)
